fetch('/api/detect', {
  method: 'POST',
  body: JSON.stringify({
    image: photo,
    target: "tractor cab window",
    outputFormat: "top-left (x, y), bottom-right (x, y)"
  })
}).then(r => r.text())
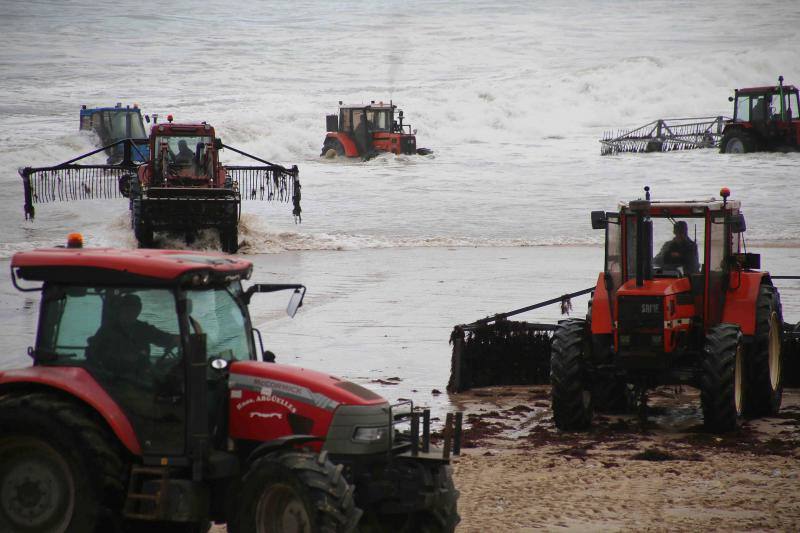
top-left (109, 111), bottom-right (146, 141)
top-left (788, 92), bottom-right (800, 119)
top-left (651, 217), bottom-right (703, 276)
top-left (735, 96), bottom-right (750, 122)
top-left (37, 286), bottom-right (181, 375)
top-left (750, 95), bottom-right (767, 122)
top-left (340, 109), bottom-right (353, 132)
top-left (371, 110), bottom-right (391, 132)
top-left (186, 283), bottom-right (253, 363)
top-left (624, 215), bottom-right (704, 280)
top-left (155, 135), bottom-right (213, 175)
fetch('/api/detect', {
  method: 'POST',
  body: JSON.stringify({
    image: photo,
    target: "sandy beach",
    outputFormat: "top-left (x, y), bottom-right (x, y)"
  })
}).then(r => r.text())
top-left (451, 386), bottom-right (800, 532)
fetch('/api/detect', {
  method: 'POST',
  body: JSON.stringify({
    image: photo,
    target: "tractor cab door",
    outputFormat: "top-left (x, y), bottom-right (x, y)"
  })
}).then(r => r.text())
top-left (604, 212), bottom-right (622, 314)
top-left (705, 211), bottom-right (729, 328)
top-left (36, 285), bottom-right (187, 455)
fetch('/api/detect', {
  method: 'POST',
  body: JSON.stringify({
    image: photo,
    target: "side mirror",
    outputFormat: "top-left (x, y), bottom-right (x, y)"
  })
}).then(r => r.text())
top-left (214, 138), bottom-right (223, 150)
top-left (144, 115), bottom-right (151, 123)
top-left (728, 96), bottom-right (734, 102)
top-left (287, 288), bottom-right (305, 318)
top-left (729, 213), bottom-right (746, 233)
top-left (591, 210), bottom-right (608, 229)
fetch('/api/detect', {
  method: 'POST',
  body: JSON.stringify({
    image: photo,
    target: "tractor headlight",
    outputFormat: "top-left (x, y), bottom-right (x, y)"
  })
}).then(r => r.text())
top-left (353, 426), bottom-right (388, 443)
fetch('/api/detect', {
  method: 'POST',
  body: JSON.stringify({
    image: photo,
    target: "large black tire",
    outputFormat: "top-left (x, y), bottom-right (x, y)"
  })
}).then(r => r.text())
top-left (720, 130), bottom-right (758, 154)
top-left (0, 392), bottom-right (126, 533)
top-left (359, 464), bottom-right (459, 533)
top-left (744, 285), bottom-right (783, 417)
top-left (229, 450), bottom-right (360, 533)
top-left (407, 465), bottom-right (459, 533)
top-left (550, 319), bottom-right (593, 430)
top-left (132, 199), bottom-right (153, 249)
top-left (700, 324), bottom-right (745, 433)
top-left (321, 139), bottom-right (345, 158)
top-left (220, 225), bottom-right (239, 254)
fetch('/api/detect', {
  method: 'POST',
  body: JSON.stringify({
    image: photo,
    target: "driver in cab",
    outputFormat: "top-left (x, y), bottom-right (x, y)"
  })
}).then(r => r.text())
top-left (654, 220), bottom-right (699, 275)
top-left (86, 293), bottom-right (180, 377)
top-left (173, 139), bottom-right (195, 166)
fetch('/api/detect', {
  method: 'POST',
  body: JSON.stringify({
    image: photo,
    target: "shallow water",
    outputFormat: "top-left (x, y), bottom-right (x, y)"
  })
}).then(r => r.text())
top-left (1, 1), bottom-right (799, 412)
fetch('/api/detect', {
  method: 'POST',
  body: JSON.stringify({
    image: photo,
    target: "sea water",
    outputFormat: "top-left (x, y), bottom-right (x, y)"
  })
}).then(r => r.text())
top-left (1, 0), bottom-right (798, 409)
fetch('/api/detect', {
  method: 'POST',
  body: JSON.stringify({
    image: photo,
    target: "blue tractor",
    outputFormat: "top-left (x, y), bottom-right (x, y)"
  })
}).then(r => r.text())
top-left (79, 103), bottom-right (152, 163)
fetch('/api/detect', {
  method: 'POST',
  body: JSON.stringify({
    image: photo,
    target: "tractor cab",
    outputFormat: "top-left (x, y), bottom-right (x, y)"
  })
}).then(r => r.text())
top-left (721, 76), bottom-right (800, 152)
top-left (591, 187), bottom-right (755, 364)
top-left (322, 100), bottom-right (430, 158)
top-left (148, 120), bottom-right (220, 185)
top-left (80, 103), bottom-right (151, 163)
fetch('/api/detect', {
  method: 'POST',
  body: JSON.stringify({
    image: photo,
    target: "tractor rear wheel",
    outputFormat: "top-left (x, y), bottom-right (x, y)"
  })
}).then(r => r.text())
top-left (550, 319), bottom-right (593, 430)
top-left (0, 392), bottom-right (126, 533)
top-left (745, 285), bottom-right (783, 417)
top-left (700, 324), bottom-right (745, 432)
top-left (721, 130), bottom-right (757, 153)
top-left (230, 450), bottom-right (360, 533)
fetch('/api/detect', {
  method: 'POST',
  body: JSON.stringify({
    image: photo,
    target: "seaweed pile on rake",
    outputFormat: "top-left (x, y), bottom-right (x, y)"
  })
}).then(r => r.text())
top-left (600, 116), bottom-right (727, 155)
top-left (19, 123), bottom-right (300, 253)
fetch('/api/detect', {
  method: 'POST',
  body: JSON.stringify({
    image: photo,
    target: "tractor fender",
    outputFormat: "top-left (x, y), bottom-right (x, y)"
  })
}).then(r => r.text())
top-left (0, 366), bottom-right (141, 455)
top-left (721, 271), bottom-right (771, 336)
top-left (590, 272), bottom-right (613, 335)
top-left (325, 133), bottom-right (359, 157)
top-left (245, 435), bottom-right (323, 466)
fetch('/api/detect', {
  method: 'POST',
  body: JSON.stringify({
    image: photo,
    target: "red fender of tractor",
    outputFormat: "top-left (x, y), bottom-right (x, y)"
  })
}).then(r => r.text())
top-left (721, 271), bottom-right (770, 336)
top-left (0, 366), bottom-right (142, 454)
top-left (324, 133), bottom-right (360, 157)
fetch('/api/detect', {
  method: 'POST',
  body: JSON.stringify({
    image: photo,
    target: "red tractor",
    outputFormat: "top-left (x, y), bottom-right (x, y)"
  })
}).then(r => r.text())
top-left (551, 187), bottom-right (783, 432)
top-left (719, 76), bottom-right (800, 153)
top-left (20, 117), bottom-right (301, 254)
top-left (0, 240), bottom-right (460, 532)
top-left (320, 101), bottom-right (432, 159)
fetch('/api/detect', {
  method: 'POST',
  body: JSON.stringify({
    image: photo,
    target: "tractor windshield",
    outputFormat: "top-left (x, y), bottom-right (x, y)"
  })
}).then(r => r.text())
top-left (625, 215), bottom-right (705, 278)
top-left (155, 134), bottom-right (214, 176)
top-left (185, 283), bottom-right (254, 362)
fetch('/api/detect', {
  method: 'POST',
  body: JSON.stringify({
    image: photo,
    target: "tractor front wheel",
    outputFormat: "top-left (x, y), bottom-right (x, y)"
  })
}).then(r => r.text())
top-left (720, 130), bottom-right (757, 153)
top-left (700, 324), bottom-right (745, 432)
top-left (220, 225), bottom-right (239, 254)
top-left (550, 319), bottom-right (593, 430)
top-left (322, 139), bottom-right (346, 158)
top-left (745, 285), bottom-right (783, 417)
top-left (230, 450), bottom-right (360, 533)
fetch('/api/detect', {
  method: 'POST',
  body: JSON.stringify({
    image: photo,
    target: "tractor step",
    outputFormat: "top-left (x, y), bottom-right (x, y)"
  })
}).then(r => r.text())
top-left (123, 465), bottom-right (170, 520)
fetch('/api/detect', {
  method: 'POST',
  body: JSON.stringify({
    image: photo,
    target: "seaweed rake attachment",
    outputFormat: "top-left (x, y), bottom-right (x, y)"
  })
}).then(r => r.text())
top-left (448, 287), bottom-right (593, 393)
top-left (600, 116), bottom-right (727, 156)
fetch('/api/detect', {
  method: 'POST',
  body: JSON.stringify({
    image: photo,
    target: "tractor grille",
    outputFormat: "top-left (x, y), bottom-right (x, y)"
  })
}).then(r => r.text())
top-left (618, 296), bottom-right (663, 331)
top-left (617, 296), bottom-right (665, 365)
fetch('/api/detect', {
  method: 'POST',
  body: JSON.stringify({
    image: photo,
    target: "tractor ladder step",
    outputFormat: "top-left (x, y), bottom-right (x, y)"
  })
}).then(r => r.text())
top-left (123, 465), bottom-right (170, 520)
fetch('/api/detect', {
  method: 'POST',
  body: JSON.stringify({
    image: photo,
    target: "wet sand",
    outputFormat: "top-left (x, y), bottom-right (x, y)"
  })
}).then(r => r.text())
top-left (451, 386), bottom-right (800, 532)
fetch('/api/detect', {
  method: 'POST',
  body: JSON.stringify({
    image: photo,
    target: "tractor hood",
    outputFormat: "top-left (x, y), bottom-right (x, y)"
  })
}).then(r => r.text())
top-left (228, 361), bottom-right (387, 410)
top-left (617, 277), bottom-right (691, 297)
top-left (227, 361), bottom-right (388, 445)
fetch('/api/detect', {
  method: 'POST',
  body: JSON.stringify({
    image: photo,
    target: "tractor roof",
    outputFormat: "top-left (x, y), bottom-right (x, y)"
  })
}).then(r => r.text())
top-left (150, 122), bottom-right (216, 137)
top-left (618, 197), bottom-right (741, 214)
top-left (339, 103), bottom-right (395, 110)
top-left (12, 248), bottom-right (252, 286)
top-left (735, 84), bottom-right (799, 95)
